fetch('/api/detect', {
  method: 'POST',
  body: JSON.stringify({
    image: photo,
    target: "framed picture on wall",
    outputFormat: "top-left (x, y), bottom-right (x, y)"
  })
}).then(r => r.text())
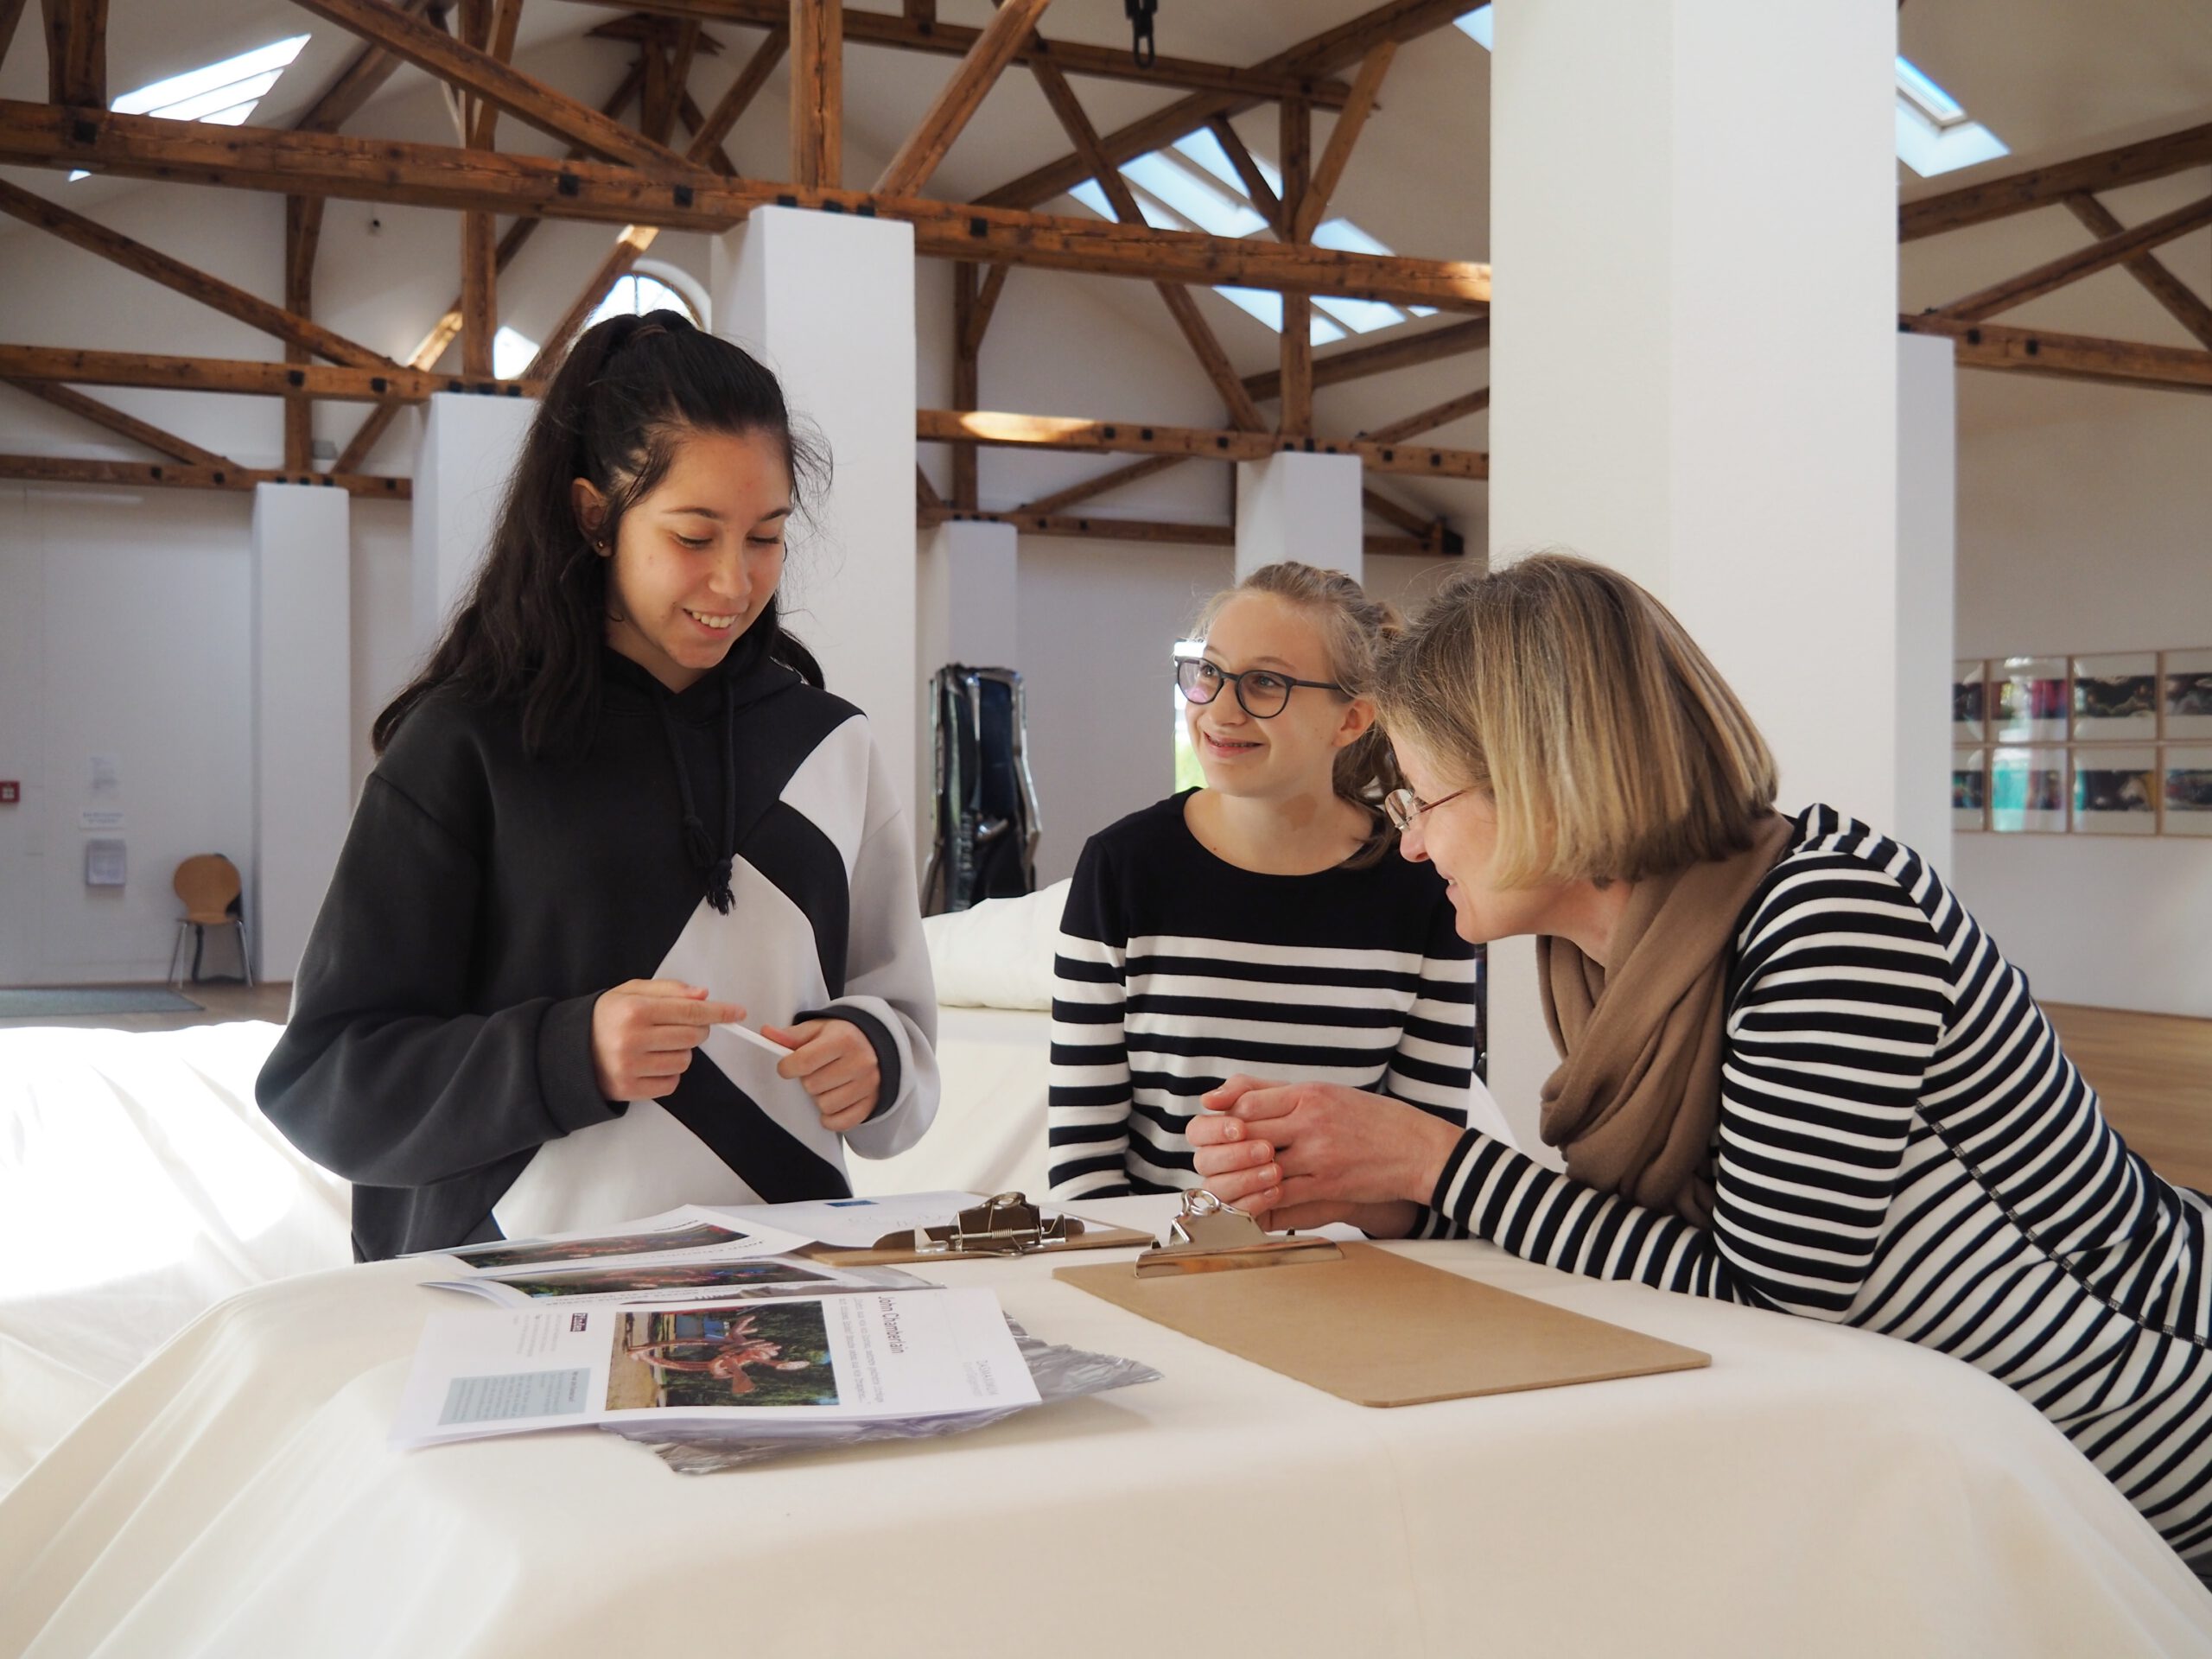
top-left (1952, 661), bottom-right (1986, 741)
top-left (1952, 749), bottom-right (1986, 831)
top-left (2165, 747), bottom-right (2212, 837)
top-left (2070, 653), bottom-right (2158, 740)
top-left (1991, 746), bottom-right (2066, 833)
top-left (1993, 657), bottom-right (2068, 742)
top-left (2165, 651), bottom-right (2212, 741)
top-left (2071, 747), bottom-right (2157, 835)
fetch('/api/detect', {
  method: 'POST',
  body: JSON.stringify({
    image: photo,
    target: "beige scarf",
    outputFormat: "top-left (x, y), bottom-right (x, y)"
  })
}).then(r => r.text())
top-left (1536, 814), bottom-right (1796, 1227)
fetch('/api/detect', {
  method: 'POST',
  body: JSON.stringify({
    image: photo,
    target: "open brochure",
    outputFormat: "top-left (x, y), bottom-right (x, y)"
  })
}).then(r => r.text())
top-left (416, 1205), bottom-right (815, 1273)
top-left (391, 1288), bottom-right (1040, 1449)
top-left (428, 1252), bottom-right (925, 1308)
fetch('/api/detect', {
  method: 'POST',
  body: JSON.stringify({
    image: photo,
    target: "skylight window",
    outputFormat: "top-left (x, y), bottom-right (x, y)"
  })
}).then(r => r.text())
top-left (492, 327), bottom-right (540, 380)
top-left (72, 35), bottom-right (310, 178)
top-left (1893, 58), bottom-right (2007, 177)
top-left (1451, 16), bottom-right (2007, 181)
top-left (1065, 142), bottom-right (1421, 346)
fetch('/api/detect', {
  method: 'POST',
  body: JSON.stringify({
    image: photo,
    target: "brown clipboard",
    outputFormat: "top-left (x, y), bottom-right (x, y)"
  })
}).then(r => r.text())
top-left (805, 1223), bottom-right (1155, 1268)
top-left (1056, 1242), bottom-right (1710, 1407)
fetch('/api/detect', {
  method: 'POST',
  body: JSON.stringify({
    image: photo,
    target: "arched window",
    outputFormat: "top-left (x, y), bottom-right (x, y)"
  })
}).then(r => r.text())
top-left (587, 270), bottom-right (702, 330)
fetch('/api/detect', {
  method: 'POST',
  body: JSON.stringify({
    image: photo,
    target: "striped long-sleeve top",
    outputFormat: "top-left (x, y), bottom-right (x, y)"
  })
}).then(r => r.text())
top-left (1427, 804), bottom-right (2212, 1554)
top-left (1050, 790), bottom-right (1478, 1199)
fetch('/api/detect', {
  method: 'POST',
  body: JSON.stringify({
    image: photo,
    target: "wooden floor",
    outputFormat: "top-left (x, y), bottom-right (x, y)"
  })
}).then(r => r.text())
top-left (0, 980), bottom-right (292, 1033)
top-left (2045, 1003), bottom-right (2212, 1194)
top-left (3, 987), bottom-right (2206, 1190)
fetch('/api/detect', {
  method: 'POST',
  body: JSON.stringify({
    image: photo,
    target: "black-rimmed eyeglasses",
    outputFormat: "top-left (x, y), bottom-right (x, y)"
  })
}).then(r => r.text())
top-left (1382, 785), bottom-right (1475, 832)
top-left (1175, 657), bottom-right (1347, 720)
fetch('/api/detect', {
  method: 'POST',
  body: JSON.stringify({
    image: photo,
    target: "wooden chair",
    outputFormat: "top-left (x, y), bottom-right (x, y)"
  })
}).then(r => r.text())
top-left (168, 854), bottom-right (252, 988)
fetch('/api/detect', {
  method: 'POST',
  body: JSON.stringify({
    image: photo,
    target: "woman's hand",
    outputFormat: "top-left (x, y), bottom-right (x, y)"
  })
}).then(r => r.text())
top-left (763, 1019), bottom-right (882, 1133)
top-left (1190, 1076), bottom-right (1462, 1229)
top-left (592, 980), bottom-right (743, 1102)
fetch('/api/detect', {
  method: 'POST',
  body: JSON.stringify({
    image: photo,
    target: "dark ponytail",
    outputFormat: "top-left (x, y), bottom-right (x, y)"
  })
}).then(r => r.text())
top-left (372, 309), bottom-right (828, 756)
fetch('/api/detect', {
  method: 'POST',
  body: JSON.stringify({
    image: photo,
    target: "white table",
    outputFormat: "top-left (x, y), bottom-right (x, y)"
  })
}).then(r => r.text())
top-left (4, 1197), bottom-right (2209, 1658)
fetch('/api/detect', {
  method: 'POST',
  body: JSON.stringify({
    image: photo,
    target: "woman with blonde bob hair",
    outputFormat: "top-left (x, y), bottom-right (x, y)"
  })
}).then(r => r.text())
top-left (1189, 551), bottom-right (2212, 1558)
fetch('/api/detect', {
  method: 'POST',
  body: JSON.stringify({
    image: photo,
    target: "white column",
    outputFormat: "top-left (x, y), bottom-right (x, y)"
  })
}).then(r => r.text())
top-left (251, 483), bottom-right (352, 982)
top-left (1896, 333), bottom-right (1957, 873)
top-left (1484, 0), bottom-right (1898, 1155)
top-left (915, 518), bottom-right (1020, 829)
top-left (411, 393), bottom-right (536, 655)
top-left (713, 207), bottom-right (918, 827)
top-left (1235, 452), bottom-right (1363, 583)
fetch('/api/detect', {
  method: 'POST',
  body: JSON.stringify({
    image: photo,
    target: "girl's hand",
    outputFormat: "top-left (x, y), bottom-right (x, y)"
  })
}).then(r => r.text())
top-left (762, 1020), bottom-right (882, 1133)
top-left (592, 981), bottom-right (743, 1101)
top-left (1195, 1075), bottom-right (1461, 1221)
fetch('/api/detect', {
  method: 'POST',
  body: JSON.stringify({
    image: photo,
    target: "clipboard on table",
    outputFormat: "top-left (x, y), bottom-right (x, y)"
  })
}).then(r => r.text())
top-left (804, 1192), bottom-right (1153, 1267)
top-left (1057, 1238), bottom-right (1711, 1408)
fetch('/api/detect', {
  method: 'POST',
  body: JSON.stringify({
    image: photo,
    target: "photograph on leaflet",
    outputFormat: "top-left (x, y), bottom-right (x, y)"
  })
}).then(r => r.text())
top-left (444, 1219), bottom-right (756, 1270)
top-left (486, 1258), bottom-right (843, 1300)
top-left (607, 1304), bottom-right (840, 1409)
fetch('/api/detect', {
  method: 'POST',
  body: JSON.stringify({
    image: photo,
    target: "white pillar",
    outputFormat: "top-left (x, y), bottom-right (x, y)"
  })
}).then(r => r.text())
top-left (713, 207), bottom-right (918, 828)
top-left (251, 483), bottom-right (352, 982)
top-left (1896, 333), bottom-right (1957, 874)
top-left (1235, 452), bottom-right (1363, 583)
top-left (1484, 0), bottom-right (1898, 1156)
top-left (411, 392), bottom-right (535, 655)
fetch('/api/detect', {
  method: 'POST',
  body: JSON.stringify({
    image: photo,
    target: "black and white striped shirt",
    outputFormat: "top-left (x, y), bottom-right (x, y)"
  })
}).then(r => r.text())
top-left (1050, 791), bottom-right (1478, 1199)
top-left (1428, 805), bottom-right (2212, 1553)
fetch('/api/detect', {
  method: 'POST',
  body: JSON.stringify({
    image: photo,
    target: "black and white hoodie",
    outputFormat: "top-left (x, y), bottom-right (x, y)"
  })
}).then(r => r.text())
top-left (258, 631), bottom-right (938, 1261)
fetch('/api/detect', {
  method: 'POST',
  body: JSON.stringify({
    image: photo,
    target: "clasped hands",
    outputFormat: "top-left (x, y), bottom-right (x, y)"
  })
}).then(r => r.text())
top-left (1185, 1075), bottom-right (1465, 1239)
top-left (590, 979), bottom-right (881, 1131)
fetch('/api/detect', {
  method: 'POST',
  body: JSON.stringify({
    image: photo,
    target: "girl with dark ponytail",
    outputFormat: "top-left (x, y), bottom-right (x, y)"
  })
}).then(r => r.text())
top-left (1046, 561), bottom-right (1484, 1203)
top-left (260, 311), bottom-right (939, 1260)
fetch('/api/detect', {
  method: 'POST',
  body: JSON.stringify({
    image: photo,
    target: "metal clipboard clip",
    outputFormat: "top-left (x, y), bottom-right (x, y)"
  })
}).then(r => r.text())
top-left (1135, 1190), bottom-right (1344, 1277)
top-left (876, 1192), bottom-right (1085, 1257)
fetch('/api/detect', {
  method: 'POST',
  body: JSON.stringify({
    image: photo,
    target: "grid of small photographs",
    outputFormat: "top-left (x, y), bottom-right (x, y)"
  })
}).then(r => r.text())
top-left (1954, 652), bottom-right (2212, 836)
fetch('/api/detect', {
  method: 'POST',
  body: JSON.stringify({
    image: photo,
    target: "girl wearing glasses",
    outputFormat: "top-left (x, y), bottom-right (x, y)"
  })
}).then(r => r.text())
top-left (1186, 553), bottom-right (2212, 1559)
top-left (1046, 562), bottom-right (1485, 1203)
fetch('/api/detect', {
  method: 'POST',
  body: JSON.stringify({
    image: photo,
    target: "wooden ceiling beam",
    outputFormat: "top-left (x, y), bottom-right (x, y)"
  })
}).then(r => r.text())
top-left (916, 505), bottom-right (1445, 558)
top-left (0, 1), bottom-right (30, 73)
top-left (1900, 121), bottom-right (2212, 244)
top-left (1244, 315), bottom-right (1489, 403)
top-left (0, 453), bottom-right (410, 499)
top-left (291, 0), bottom-right (442, 132)
top-left (288, 0), bottom-right (698, 170)
top-left (1205, 116), bottom-right (1280, 232)
top-left (1897, 313), bottom-right (2212, 394)
top-left (0, 345), bottom-right (542, 403)
top-left (874, 0), bottom-right (1052, 199)
top-left (1292, 41), bottom-right (1394, 243)
top-left (688, 23), bottom-right (785, 162)
top-left (549, 0), bottom-right (1354, 106)
top-left (0, 103), bottom-right (1488, 308)
top-left (790, 0), bottom-right (840, 188)
top-left (917, 407), bottom-right (1488, 480)
top-left (40, 0), bottom-right (105, 107)
top-left (1363, 385), bottom-right (1488, 443)
top-left (467, 0), bottom-right (526, 148)
top-left (1027, 50), bottom-right (1263, 432)
top-left (0, 177), bottom-right (401, 372)
top-left (962, 263), bottom-right (1008, 357)
top-left (981, 0), bottom-right (1471, 212)
top-left (2, 378), bottom-right (233, 468)
top-left (2061, 193), bottom-right (2212, 351)
top-left (1015, 453), bottom-right (1189, 517)
top-left (1933, 190), bottom-right (2212, 323)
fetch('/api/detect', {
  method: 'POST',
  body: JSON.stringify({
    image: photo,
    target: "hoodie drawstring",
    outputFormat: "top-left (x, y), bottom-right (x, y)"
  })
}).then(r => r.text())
top-left (655, 675), bottom-right (738, 914)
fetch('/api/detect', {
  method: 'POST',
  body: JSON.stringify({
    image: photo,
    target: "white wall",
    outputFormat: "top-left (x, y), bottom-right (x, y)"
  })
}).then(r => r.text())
top-left (1949, 381), bottom-right (2212, 1017)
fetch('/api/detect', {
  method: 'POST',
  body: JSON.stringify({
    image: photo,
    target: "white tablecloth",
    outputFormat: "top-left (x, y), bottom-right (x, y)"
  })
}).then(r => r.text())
top-left (5, 1196), bottom-right (2209, 1658)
